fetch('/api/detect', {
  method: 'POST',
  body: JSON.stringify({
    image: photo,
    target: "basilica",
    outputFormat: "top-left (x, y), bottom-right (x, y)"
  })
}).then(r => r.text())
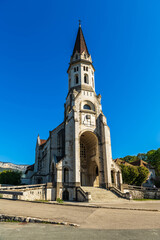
top-left (26, 24), bottom-right (122, 201)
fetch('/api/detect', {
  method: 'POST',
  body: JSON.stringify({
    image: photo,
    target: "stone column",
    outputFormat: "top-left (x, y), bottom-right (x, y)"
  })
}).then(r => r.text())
top-left (74, 118), bottom-right (81, 186)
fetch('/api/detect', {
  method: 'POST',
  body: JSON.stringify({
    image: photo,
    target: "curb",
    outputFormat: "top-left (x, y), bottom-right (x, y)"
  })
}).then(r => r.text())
top-left (1, 198), bottom-right (159, 213)
top-left (25, 200), bottom-right (160, 212)
top-left (0, 214), bottom-right (80, 227)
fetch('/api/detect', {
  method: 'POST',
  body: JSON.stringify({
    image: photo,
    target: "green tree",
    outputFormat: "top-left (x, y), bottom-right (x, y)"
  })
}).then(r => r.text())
top-left (120, 165), bottom-right (139, 185)
top-left (147, 148), bottom-right (160, 176)
top-left (120, 165), bottom-right (149, 186)
top-left (0, 170), bottom-right (22, 185)
top-left (135, 166), bottom-right (150, 186)
top-left (120, 155), bottom-right (137, 163)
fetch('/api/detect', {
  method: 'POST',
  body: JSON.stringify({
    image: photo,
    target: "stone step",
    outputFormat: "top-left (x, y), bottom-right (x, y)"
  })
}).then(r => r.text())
top-left (81, 187), bottom-right (121, 202)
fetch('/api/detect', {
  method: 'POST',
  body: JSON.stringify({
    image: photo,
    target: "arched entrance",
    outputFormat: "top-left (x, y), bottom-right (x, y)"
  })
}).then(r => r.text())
top-left (80, 131), bottom-right (99, 187)
top-left (111, 170), bottom-right (116, 186)
top-left (117, 171), bottom-right (121, 189)
top-left (63, 189), bottom-right (69, 201)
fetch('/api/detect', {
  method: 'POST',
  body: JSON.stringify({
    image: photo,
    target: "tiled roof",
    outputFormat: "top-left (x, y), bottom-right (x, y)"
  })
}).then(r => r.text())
top-left (50, 122), bottom-right (64, 133)
top-left (114, 158), bottom-right (132, 166)
top-left (72, 25), bottom-right (89, 56)
top-left (40, 139), bottom-right (47, 145)
top-left (130, 159), bottom-right (148, 167)
top-left (25, 164), bottom-right (34, 174)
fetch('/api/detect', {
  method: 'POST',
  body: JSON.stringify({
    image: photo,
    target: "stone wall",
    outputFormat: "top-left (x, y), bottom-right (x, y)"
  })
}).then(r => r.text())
top-left (123, 185), bottom-right (160, 199)
top-left (0, 183), bottom-right (55, 201)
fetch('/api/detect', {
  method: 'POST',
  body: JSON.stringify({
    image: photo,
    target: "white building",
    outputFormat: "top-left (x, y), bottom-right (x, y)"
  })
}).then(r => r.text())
top-left (26, 23), bottom-right (122, 201)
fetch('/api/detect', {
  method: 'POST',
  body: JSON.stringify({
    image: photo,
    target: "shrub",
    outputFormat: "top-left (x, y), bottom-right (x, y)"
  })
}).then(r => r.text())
top-left (120, 165), bottom-right (149, 186)
top-left (56, 198), bottom-right (63, 204)
top-left (0, 170), bottom-right (22, 185)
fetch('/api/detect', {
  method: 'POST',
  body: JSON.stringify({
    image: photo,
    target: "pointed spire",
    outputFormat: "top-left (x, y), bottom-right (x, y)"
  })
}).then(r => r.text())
top-left (72, 22), bottom-right (89, 57)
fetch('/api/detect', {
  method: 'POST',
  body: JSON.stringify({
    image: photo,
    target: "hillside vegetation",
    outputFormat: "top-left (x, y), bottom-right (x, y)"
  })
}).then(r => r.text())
top-left (120, 148), bottom-right (160, 176)
top-left (0, 170), bottom-right (22, 185)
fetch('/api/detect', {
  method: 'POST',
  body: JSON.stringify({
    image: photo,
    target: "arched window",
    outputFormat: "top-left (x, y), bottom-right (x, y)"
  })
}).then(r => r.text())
top-left (111, 170), bottom-right (115, 184)
top-left (64, 168), bottom-right (69, 183)
top-left (75, 75), bottom-right (79, 84)
top-left (84, 74), bottom-right (89, 84)
top-left (83, 104), bottom-right (91, 110)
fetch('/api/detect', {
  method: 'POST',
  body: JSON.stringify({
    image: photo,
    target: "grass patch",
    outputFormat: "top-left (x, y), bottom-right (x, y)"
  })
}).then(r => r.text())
top-left (56, 198), bottom-right (63, 204)
top-left (1, 219), bottom-right (19, 223)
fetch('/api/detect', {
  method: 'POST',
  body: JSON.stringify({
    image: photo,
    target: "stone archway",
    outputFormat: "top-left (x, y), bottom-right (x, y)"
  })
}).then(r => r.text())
top-left (111, 170), bottom-right (116, 186)
top-left (117, 171), bottom-right (121, 189)
top-left (63, 189), bottom-right (69, 201)
top-left (80, 131), bottom-right (99, 187)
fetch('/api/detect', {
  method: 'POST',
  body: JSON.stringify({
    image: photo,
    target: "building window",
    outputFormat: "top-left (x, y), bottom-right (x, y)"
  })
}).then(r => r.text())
top-left (75, 75), bottom-right (79, 84)
top-left (86, 67), bottom-right (88, 71)
top-left (64, 168), bottom-right (69, 183)
top-left (92, 77), bottom-right (94, 87)
top-left (74, 67), bottom-right (76, 72)
top-left (83, 104), bottom-right (91, 110)
top-left (84, 54), bottom-right (86, 59)
top-left (77, 66), bottom-right (79, 71)
top-left (84, 74), bottom-right (89, 84)
top-left (80, 143), bottom-right (86, 159)
top-left (83, 66), bottom-right (85, 71)
top-left (57, 129), bottom-right (65, 158)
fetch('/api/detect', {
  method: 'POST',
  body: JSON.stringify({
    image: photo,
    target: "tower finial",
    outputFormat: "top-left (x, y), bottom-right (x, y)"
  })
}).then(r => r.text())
top-left (79, 20), bottom-right (81, 27)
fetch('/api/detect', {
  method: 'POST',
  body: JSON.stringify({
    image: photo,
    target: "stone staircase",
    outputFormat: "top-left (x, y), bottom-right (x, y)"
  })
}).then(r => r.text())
top-left (81, 186), bottom-right (122, 202)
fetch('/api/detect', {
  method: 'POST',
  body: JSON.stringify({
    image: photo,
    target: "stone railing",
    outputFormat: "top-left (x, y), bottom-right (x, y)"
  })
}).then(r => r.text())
top-left (76, 186), bottom-right (91, 202)
top-left (0, 183), bottom-right (55, 201)
top-left (109, 186), bottom-right (131, 199)
top-left (128, 185), bottom-right (159, 191)
top-left (123, 185), bottom-right (160, 199)
top-left (0, 183), bottom-right (46, 191)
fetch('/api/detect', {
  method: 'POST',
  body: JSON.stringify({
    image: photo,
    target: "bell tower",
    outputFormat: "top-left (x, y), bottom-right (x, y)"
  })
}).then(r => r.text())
top-left (62, 23), bottom-right (122, 196)
top-left (67, 22), bottom-right (95, 94)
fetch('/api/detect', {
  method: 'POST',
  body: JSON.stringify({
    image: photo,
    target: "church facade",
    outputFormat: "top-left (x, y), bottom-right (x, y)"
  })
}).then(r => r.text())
top-left (26, 24), bottom-right (122, 201)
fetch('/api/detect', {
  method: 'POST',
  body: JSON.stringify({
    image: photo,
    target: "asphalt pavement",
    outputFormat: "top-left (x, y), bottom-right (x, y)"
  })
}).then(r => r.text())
top-left (0, 199), bottom-right (160, 230)
top-left (0, 223), bottom-right (160, 240)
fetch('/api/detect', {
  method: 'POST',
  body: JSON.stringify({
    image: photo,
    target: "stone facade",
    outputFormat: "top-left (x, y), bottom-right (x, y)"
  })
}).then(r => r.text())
top-left (26, 24), bottom-right (122, 201)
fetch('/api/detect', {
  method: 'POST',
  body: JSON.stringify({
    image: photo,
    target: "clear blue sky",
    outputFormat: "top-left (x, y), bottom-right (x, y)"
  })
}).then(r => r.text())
top-left (0, 0), bottom-right (160, 165)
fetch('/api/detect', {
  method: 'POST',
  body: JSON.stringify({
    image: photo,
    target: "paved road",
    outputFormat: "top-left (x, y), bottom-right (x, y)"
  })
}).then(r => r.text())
top-left (0, 223), bottom-right (160, 240)
top-left (51, 199), bottom-right (160, 211)
top-left (94, 200), bottom-right (160, 211)
top-left (0, 199), bottom-right (160, 229)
